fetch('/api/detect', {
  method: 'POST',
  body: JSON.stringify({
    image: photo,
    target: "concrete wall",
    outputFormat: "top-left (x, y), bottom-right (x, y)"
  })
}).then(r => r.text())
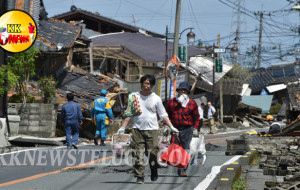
top-left (8, 103), bottom-right (57, 138)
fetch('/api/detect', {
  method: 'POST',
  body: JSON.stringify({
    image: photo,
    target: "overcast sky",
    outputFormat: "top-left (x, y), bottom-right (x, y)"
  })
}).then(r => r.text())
top-left (44, 0), bottom-right (300, 67)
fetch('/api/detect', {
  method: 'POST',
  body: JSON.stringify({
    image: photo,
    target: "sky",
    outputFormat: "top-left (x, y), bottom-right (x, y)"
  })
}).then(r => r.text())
top-left (43, 0), bottom-right (300, 68)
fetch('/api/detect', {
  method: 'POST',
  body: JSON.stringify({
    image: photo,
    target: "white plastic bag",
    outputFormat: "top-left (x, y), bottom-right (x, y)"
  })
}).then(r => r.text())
top-left (189, 135), bottom-right (206, 155)
top-left (157, 136), bottom-right (170, 167)
top-left (189, 135), bottom-right (206, 165)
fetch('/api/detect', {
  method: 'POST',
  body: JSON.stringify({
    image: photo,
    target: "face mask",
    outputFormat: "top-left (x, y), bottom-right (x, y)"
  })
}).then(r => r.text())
top-left (176, 94), bottom-right (189, 107)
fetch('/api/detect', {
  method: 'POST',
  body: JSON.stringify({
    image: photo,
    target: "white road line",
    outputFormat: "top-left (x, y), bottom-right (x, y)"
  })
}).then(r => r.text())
top-left (193, 155), bottom-right (241, 190)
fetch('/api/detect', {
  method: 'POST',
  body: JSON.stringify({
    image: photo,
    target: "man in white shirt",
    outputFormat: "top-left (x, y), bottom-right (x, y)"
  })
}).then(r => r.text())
top-left (118, 74), bottom-right (178, 184)
top-left (207, 102), bottom-right (216, 134)
top-left (198, 103), bottom-right (205, 133)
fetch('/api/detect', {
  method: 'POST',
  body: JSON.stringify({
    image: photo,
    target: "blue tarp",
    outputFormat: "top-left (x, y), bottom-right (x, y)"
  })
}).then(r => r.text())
top-left (241, 95), bottom-right (273, 113)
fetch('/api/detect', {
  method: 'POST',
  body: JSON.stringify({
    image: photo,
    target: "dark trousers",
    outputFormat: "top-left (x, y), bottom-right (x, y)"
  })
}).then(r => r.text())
top-left (171, 126), bottom-right (193, 173)
top-left (198, 119), bottom-right (203, 132)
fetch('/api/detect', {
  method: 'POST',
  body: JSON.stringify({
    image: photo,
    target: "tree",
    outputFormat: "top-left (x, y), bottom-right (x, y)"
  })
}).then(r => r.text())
top-left (38, 76), bottom-right (58, 103)
top-left (8, 46), bottom-right (39, 103)
top-left (0, 65), bottom-right (18, 96)
top-left (225, 64), bottom-right (252, 84)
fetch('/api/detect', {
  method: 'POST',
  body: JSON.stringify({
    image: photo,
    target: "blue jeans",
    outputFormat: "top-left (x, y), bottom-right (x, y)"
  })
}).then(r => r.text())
top-left (65, 120), bottom-right (79, 147)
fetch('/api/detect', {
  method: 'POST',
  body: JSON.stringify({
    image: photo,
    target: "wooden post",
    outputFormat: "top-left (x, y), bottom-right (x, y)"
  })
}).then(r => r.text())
top-left (220, 79), bottom-right (223, 123)
top-left (126, 61), bottom-right (130, 82)
top-left (89, 42), bottom-right (94, 74)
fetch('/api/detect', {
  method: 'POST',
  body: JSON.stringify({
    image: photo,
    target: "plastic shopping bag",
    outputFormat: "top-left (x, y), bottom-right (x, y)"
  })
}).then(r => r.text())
top-left (160, 134), bottom-right (191, 168)
top-left (189, 135), bottom-right (206, 155)
top-left (157, 136), bottom-right (170, 167)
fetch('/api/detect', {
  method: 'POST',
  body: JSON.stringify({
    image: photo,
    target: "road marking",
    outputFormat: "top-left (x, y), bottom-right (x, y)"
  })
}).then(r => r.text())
top-left (193, 155), bottom-right (241, 190)
top-left (0, 154), bottom-right (112, 187)
top-left (221, 178), bottom-right (229, 181)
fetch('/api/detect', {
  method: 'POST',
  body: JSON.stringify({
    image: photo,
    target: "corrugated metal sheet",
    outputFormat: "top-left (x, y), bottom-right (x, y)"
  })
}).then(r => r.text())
top-left (32, 0), bottom-right (40, 25)
top-left (241, 95), bottom-right (273, 113)
top-left (7, 0), bottom-right (16, 10)
top-left (189, 56), bottom-right (233, 84)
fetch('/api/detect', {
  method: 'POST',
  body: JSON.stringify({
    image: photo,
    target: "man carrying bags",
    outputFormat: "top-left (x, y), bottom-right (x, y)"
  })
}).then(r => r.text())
top-left (166, 82), bottom-right (200, 177)
top-left (117, 74), bottom-right (177, 184)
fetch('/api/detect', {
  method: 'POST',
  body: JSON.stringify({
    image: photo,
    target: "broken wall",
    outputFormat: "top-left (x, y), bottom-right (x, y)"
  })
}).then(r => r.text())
top-left (8, 103), bottom-right (57, 138)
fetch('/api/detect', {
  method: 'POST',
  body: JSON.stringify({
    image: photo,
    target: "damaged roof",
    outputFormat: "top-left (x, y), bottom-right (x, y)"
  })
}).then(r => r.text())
top-left (287, 82), bottom-right (300, 112)
top-left (251, 66), bottom-right (300, 93)
top-left (91, 32), bottom-right (206, 62)
top-left (53, 8), bottom-right (164, 38)
top-left (57, 71), bottom-right (119, 110)
top-left (35, 18), bottom-right (81, 52)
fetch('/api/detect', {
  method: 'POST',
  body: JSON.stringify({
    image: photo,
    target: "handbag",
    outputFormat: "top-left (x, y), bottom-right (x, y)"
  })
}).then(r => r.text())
top-left (160, 134), bottom-right (191, 168)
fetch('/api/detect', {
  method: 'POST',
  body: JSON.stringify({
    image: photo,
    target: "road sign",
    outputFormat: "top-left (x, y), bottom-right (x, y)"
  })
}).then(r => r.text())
top-left (215, 58), bottom-right (223, 72)
top-left (178, 46), bottom-right (187, 63)
top-left (214, 48), bottom-right (226, 53)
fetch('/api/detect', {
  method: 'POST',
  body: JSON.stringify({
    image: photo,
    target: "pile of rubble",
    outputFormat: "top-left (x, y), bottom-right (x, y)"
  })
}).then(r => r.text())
top-left (258, 138), bottom-right (300, 189)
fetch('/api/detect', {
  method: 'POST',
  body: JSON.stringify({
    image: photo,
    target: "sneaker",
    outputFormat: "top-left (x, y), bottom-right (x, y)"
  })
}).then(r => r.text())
top-left (67, 147), bottom-right (72, 149)
top-left (72, 144), bottom-right (78, 149)
top-left (136, 177), bottom-right (144, 184)
top-left (94, 136), bottom-right (99, 145)
top-left (179, 172), bottom-right (187, 177)
top-left (151, 168), bottom-right (158, 181)
top-left (208, 132), bottom-right (214, 134)
top-left (100, 140), bottom-right (106, 146)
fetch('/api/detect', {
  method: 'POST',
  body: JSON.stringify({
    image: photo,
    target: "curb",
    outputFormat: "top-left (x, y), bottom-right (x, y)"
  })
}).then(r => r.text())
top-left (216, 148), bottom-right (258, 190)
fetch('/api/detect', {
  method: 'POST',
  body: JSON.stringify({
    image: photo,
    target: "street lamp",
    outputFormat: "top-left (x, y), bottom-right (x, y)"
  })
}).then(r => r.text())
top-left (178, 27), bottom-right (196, 45)
top-left (230, 46), bottom-right (238, 64)
top-left (225, 42), bottom-right (239, 64)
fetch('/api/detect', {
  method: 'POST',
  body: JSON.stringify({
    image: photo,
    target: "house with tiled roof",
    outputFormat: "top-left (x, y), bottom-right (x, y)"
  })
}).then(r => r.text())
top-left (52, 6), bottom-right (164, 38)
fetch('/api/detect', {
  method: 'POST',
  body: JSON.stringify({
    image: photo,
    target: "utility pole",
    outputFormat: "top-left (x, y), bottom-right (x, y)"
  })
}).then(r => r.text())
top-left (218, 34), bottom-right (223, 124)
top-left (234, 30), bottom-right (239, 65)
top-left (212, 43), bottom-right (215, 105)
top-left (257, 11), bottom-right (263, 68)
top-left (279, 44), bottom-right (283, 61)
top-left (231, 0), bottom-right (244, 65)
top-left (172, 0), bottom-right (181, 57)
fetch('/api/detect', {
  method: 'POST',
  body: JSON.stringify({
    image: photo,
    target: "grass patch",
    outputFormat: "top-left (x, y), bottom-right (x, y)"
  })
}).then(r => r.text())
top-left (249, 152), bottom-right (262, 166)
top-left (232, 175), bottom-right (246, 190)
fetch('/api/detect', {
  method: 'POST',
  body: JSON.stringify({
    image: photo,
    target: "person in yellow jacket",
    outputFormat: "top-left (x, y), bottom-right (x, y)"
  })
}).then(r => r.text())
top-left (91, 89), bottom-right (113, 146)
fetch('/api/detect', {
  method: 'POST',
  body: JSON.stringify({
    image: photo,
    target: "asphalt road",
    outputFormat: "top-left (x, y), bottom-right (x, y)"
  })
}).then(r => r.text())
top-left (0, 128), bottom-right (262, 190)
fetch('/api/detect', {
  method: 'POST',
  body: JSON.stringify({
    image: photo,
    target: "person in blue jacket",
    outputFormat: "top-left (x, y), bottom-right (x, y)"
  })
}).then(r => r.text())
top-left (61, 93), bottom-right (83, 149)
top-left (91, 89), bottom-right (113, 146)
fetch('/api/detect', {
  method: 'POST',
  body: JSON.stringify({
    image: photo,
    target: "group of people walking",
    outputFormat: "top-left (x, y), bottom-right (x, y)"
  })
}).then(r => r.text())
top-left (118, 74), bottom-right (217, 184)
top-left (61, 89), bottom-right (114, 149)
top-left (61, 74), bottom-right (216, 184)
